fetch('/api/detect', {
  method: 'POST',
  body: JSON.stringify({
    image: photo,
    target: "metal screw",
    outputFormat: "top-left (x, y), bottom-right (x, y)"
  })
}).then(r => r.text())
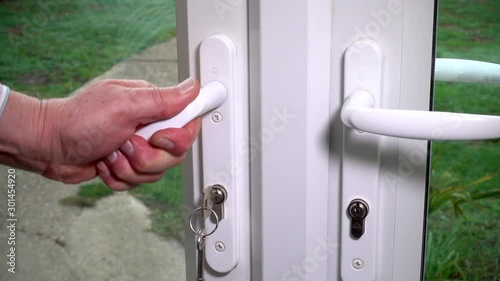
top-left (211, 112), bottom-right (223, 123)
top-left (352, 258), bottom-right (364, 270)
top-left (215, 241), bottom-right (225, 252)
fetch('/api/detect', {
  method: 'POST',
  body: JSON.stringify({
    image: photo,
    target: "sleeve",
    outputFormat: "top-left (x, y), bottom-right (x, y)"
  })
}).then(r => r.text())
top-left (0, 83), bottom-right (11, 118)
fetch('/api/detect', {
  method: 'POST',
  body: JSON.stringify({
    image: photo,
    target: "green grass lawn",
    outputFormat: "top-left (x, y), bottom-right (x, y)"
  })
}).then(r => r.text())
top-left (129, 166), bottom-right (186, 241)
top-left (425, 1), bottom-right (499, 280)
top-left (0, 0), bottom-right (176, 99)
top-left (1, 0), bottom-right (498, 279)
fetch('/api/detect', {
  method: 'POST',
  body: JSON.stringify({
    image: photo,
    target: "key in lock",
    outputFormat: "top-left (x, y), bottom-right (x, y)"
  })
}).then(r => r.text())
top-left (347, 199), bottom-right (369, 239)
top-left (203, 184), bottom-right (227, 221)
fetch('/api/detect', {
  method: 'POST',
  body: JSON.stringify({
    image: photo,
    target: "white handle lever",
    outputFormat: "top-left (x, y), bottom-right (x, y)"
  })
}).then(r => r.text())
top-left (341, 39), bottom-right (500, 141)
top-left (435, 58), bottom-right (500, 83)
top-left (341, 90), bottom-right (500, 140)
top-left (135, 81), bottom-right (227, 140)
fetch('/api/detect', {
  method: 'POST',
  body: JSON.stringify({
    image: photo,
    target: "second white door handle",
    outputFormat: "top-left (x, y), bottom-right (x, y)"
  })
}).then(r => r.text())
top-left (342, 39), bottom-right (500, 141)
top-left (435, 58), bottom-right (500, 83)
top-left (341, 90), bottom-right (500, 140)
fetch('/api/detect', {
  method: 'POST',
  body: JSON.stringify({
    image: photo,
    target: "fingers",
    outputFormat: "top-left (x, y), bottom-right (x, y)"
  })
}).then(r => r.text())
top-left (96, 120), bottom-right (200, 191)
top-left (97, 150), bottom-right (169, 191)
top-left (96, 162), bottom-right (137, 191)
top-left (107, 151), bottom-right (167, 183)
top-left (128, 77), bottom-right (201, 124)
top-left (150, 118), bottom-right (201, 156)
top-left (98, 147), bottom-right (177, 191)
top-left (91, 78), bottom-right (201, 191)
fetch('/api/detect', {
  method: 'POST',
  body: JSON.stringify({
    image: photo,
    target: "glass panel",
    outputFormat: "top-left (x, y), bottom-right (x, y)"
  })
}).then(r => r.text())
top-left (425, 1), bottom-right (500, 280)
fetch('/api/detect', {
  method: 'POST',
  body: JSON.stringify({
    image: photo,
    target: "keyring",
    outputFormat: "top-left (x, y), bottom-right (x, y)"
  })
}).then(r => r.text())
top-left (188, 206), bottom-right (220, 237)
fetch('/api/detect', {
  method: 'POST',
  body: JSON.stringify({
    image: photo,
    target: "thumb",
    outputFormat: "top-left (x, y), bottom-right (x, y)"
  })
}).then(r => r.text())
top-left (128, 77), bottom-right (200, 124)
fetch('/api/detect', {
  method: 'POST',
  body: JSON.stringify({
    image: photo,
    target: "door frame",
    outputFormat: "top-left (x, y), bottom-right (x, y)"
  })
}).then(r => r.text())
top-left (176, 1), bottom-right (437, 280)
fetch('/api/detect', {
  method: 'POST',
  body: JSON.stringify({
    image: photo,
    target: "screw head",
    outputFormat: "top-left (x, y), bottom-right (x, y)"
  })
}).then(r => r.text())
top-left (215, 241), bottom-right (225, 252)
top-left (211, 112), bottom-right (223, 123)
top-left (352, 258), bottom-right (364, 270)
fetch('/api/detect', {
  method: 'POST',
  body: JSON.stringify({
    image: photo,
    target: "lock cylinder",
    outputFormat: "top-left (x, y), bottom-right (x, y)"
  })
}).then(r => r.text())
top-left (347, 199), bottom-right (369, 239)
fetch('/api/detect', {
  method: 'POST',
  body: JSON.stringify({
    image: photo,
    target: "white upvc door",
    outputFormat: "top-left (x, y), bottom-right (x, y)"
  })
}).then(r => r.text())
top-left (176, 0), bottom-right (251, 280)
top-left (176, 1), bottom-right (499, 281)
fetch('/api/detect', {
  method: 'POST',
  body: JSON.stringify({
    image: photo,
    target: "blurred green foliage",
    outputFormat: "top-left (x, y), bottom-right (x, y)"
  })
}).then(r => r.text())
top-left (426, 1), bottom-right (499, 280)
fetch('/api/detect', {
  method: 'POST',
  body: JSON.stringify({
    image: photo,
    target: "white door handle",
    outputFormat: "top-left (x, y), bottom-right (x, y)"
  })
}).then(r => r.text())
top-left (135, 81), bottom-right (227, 140)
top-left (341, 89), bottom-right (500, 140)
top-left (341, 39), bottom-right (500, 141)
top-left (435, 58), bottom-right (500, 83)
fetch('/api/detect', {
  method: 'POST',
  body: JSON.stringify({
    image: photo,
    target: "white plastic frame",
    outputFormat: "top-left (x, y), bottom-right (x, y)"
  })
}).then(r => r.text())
top-left (177, 1), bottom-right (442, 281)
top-left (176, 0), bottom-right (251, 280)
top-left (199, 34), bottom-right (240, 273)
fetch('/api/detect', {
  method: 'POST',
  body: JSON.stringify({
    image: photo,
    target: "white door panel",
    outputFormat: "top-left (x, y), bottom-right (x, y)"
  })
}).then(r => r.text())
top-left (328, 1), bottom-right (434, 280)
top-left (257, 1), bottom-right (332, 281)
top-left (173, 1), bottom-right (498, 280)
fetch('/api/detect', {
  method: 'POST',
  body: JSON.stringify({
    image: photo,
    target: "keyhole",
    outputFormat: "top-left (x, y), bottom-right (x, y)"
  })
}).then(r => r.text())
top-left (348, 199), bottom-right (369, 239)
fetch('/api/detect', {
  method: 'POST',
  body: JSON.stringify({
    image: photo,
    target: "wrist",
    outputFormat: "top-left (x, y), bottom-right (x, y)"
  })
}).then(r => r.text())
top-left (0, 91), bottom-right (64, 173)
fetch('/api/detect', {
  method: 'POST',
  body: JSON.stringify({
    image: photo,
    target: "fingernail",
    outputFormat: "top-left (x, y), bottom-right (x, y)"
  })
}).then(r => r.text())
top-left (97, 162), bottom-right (110, 176)
top-left (106, 151), bottom-right (118, 163)
top-left (176, 77), bottom-right (196, 95)
top-left (155, 138), bottom-right (175, 149)
top-left (120, 141), bottom-right (134, 156)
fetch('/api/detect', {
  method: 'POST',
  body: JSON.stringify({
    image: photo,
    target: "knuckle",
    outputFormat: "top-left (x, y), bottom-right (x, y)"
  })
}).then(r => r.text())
top-left (174, 143), bottom-right (189, 155)
top-left (115, 169), bottom-right (136, 183)
top-left (166, 155), bottom-right (185, 169)
top-left (143, 173), bottom-right (165, 184)
top-left (96, 79), bottom-right (116, 88)
top-left (151, 87), bottom-right (168, 108)
top-left (106, 181), bottom-right (127, 191)
top-left (137, 79), bottom-right (154, 87)
top-left (133, 154), bottom-right (152, 172)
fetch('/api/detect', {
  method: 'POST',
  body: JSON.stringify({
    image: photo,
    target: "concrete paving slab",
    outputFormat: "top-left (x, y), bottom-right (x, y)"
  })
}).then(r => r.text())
top-left (129, 39), bottom-right (178, 62)
top-left (90, 60), bottom-right (179, 87)
top-left (0, 168), bottom-right (81, 239)
top-left (0, 231), bottom-right (78, 281)
top-left (66, 193), bottom-right (186, 281)
top-left (0, 166), bottom-right (81, 281)
top-left (74, 40), bottom-right (179, 95)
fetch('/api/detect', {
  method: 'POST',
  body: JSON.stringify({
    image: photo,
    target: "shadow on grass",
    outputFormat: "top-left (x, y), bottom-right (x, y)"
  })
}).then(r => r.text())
top-left (59, 181), bottom-right (113, 207)
top-left (129, 165), bottom-right (185, 242)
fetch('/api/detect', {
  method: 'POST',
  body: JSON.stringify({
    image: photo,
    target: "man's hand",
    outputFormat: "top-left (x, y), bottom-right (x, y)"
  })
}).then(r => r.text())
top-left (0, 78), bottom-right (201, 190)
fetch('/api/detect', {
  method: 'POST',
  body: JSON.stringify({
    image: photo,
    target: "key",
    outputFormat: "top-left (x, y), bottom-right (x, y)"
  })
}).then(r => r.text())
top-left (196, 230), bottom-right (206, 281)
top-left (203, 185), bottom-right (227, 220)
top-left (203, 187), bottom-right (214, 219)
